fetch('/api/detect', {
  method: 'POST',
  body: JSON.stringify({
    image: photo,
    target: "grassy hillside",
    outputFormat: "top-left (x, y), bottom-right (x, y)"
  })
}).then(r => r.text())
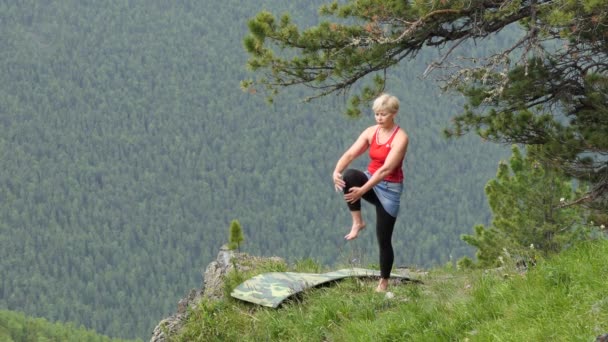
top-left (174, 239), bottom-right (608, 341)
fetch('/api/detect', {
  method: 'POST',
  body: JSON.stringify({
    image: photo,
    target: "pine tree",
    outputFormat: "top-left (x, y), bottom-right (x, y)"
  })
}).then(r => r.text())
top-left (228, 220), bottom-right (245, 252)
top-left (243, 0), bottom-right (608, 206)
top-left (461, 146), bottom-right (589, 267)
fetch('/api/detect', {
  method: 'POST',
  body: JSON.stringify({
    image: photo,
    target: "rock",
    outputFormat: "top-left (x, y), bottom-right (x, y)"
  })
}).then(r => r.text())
top-left (201, 244), bottom-right (235, 300)
top-left (177, 289), bottom-right (200, 315)
top-left (150, 316), bottom-right (184, 342)
top-left (201, 245), bottom-right (285, 301)
top-left (149, 245), bottom-right (285, 342)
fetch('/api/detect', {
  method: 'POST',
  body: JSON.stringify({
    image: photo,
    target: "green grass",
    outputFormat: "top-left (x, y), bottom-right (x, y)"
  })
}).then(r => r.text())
top-left (174, 240), bottom-right (608, 341)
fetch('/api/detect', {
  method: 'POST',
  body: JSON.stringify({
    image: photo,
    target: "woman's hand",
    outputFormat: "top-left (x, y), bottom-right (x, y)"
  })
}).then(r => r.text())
top-left (333, 171), bottom-right (345, 192)
top-left (344, 186), bottom-right (364, 203)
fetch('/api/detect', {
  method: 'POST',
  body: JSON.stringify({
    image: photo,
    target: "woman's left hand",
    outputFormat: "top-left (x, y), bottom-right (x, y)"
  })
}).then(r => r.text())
top-left (344, 186), bottom-right (364, 203)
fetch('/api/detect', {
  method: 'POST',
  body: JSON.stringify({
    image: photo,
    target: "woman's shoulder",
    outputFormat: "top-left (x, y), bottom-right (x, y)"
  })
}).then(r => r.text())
top-left (396, 126), bottom-right (408, 136)
top-left (361, 125), bottom-right (378, 137)
top-left (395, 127), bottom-right (409, 143)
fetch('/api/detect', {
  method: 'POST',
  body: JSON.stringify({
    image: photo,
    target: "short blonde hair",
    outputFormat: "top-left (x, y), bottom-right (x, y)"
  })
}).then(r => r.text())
top-left (372, 93), bottom-right (400, 114)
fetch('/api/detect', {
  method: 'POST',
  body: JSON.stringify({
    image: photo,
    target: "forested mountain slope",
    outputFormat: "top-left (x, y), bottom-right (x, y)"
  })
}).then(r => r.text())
top-left (0, 0), bottom-right (508, 339)
top-left (0, 309), bottom-right (136, 342)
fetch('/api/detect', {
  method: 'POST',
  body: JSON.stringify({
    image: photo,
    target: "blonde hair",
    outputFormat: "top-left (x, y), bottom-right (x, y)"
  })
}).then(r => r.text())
top-left (372, 93), bottom-right (400, 114)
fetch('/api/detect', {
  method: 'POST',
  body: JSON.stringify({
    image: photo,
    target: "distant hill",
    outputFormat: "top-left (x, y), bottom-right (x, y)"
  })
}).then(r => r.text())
top-left (0, 0), bottom-right (509, 339)
top-left (0, 309), bottom-right (137, 342)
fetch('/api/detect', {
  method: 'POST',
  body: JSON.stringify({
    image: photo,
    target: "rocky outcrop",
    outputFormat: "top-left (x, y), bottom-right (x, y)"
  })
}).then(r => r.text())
top-left (150, 245), bottom-right (285, 342)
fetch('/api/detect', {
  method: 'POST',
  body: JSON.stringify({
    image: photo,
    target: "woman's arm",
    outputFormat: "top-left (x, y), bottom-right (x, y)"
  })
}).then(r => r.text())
top-left (333, 127), bottom-right (373, 191)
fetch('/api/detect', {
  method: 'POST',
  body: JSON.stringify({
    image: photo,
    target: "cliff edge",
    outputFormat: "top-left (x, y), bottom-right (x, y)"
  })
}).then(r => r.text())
top-left (149, 245), bottom-right (285, 342)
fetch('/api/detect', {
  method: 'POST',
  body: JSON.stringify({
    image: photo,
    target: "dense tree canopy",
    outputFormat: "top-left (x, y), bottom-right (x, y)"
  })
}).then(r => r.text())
top-left (1, 0), bottom-right (509, 339)
top-left (243, 0), bottom-right (608, 207)
top-left (0, 310), bottom-right (133, 342)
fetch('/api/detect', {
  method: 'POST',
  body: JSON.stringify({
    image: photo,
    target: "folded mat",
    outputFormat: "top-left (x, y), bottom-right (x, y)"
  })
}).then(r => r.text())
top-left (231, 267), bottom-right (417, 308)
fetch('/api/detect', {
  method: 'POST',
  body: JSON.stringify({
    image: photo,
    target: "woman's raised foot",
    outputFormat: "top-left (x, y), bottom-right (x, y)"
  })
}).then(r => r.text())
top-left (344, 222), bottom-right (366, 240)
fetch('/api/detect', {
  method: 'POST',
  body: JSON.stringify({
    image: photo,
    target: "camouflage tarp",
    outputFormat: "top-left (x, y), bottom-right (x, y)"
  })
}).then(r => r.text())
top-left (230, 267), bottom-right (415, 308)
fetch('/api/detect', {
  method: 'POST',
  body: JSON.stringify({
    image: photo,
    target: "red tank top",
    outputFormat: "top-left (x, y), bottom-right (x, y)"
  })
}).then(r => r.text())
top-left (367, 126), bottom-right (404, 182)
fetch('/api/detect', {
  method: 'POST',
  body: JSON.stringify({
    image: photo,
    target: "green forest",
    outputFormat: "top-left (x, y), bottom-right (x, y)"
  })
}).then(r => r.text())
top-left (0, 309), bottom-right (135, 342)
top-left (0, 0), bottom-right (516, 340)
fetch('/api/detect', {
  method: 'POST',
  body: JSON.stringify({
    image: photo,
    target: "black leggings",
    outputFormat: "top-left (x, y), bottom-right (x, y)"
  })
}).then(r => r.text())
top-left (342, 169), bottom-right (397, 279)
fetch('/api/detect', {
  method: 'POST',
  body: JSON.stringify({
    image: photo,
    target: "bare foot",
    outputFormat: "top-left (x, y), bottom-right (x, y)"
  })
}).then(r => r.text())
top-left (375, 278), bottom-right (389, 292)
top-left (344, 222), bottom-right (366, 240)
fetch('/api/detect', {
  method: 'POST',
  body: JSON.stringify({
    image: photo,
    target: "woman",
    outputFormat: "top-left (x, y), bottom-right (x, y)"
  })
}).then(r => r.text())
top-left (332, 93), bottom-right (409, 292)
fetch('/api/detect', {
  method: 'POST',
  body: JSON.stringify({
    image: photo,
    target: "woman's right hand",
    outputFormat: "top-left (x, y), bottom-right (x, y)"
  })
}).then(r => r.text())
top-left (333, 171), bottom-right (345, 192)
